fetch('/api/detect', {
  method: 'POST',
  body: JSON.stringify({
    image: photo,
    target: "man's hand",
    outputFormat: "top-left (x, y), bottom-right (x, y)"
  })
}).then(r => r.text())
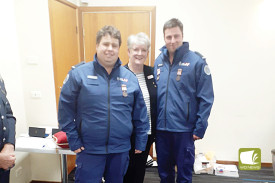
top-left (135, 149), bottom-right (142, 154)
top-left (74, 147), bottom-right (85, 153)
top-left (0, 144), bottom-right (16, 170)
top-left (193, 135), bottom-right (201, 141)
top-left (1, 143), bottom-right (14, 154)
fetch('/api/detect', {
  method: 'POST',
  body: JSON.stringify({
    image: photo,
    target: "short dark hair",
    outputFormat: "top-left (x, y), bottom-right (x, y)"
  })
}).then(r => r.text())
top-left (163, 18), bottom-right (183, 35)
top-left (96, 25), bottom-right (122, 47)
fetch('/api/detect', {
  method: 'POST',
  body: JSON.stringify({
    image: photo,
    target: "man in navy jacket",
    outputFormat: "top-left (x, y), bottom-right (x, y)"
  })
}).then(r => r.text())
top-left (58, 26), bottom-right (149, 183)
top-left (0, 75), bottom-right (16, 183)
top-left (154, 18), bottom-right (214, 183)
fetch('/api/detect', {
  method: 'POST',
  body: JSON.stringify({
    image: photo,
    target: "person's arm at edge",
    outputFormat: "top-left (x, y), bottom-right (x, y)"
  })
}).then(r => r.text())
top-left (58, 70), bottom-right (84, 152)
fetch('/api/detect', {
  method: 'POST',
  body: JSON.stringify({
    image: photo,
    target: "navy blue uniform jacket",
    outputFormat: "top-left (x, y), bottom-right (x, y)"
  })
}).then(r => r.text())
top-left (154, 42), bottom-right (214, 138)
top-left (58, 57), bottom-right (149, 154)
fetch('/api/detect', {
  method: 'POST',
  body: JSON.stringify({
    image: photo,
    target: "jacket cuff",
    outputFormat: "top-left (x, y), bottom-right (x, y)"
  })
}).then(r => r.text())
top-left (193, 129), bottom-right (205, 139)
top-left (68, 138), bottom-right (83, 151)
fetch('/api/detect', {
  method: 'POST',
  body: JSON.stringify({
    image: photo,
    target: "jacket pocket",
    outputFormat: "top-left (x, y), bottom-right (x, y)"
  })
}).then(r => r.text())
top-left (78, 120), bottom-right (82, 136)
top-left (123, 155), bottom-right (130, 176)
top-left (186, 102), bottom-right (190, 122)
top-left (74, 162), bottom-right (82, 182)
top-left (183, 147), bottom-right (195, 165)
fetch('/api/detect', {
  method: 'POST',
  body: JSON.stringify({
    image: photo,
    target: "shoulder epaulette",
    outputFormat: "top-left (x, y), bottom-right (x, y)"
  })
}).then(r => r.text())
top-left (71, 61), bottom-right (85, 69)
top-left (194, 51), bottom-right (206, 60)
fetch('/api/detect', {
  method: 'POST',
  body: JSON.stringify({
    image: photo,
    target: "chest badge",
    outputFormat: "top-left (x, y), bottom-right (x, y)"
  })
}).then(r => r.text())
top-left (176, 69), bottom-right (182, 81)
top-left (156, 68), bottom-right (161, 81)
top-left (121, 84), bottom-right (128, 97)
top-left (147, 75), bottom-right (154, 80)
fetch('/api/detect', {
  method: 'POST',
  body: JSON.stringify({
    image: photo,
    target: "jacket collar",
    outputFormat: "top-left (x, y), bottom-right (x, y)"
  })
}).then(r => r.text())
top-left (160, 42), bottom-right (190, 65)
top-left (93, 54), bottom-right (122, 74)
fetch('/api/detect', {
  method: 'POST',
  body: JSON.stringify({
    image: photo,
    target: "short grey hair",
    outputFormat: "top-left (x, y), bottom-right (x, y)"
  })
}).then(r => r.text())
top-left (96, 25), bottom-right (122, 47)
top-left (127, 32), bottom-right (151, 50)
top-left (163, 18), bottom-right (183, 35)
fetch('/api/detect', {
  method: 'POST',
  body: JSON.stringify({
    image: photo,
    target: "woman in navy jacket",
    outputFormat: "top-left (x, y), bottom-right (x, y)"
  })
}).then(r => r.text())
top-left (124, 32), bottom-right (157, 183)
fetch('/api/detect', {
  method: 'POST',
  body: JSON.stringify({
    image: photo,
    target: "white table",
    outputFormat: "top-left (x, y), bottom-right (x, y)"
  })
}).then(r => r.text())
top-left (15, 135), bottom-right (75, 183)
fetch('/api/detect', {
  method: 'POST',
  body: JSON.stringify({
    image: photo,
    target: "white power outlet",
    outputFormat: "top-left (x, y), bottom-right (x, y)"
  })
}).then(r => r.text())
top-left (31, 91), bottom-right (42, 98)
top-left (15, 166), bottom-right (23, 177)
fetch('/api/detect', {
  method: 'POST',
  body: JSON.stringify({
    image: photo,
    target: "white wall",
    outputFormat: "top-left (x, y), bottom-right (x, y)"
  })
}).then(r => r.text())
top-left (14, 0), bottom-right (58, 128)
top-left (6, 0), bottom-right (61, 182)
top-left (3, 0), bottom-right (275, 181)
top-left (0, 0), bottom-right (27, 143)
top-left (0, 0), bottom-right (32, 182)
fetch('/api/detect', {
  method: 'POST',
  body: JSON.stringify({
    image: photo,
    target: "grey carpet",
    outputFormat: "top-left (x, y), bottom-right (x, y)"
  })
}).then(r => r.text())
top-left (144, 167), bottom-right (275, 183)
top-left (68, 166), bottom-right (275, 182)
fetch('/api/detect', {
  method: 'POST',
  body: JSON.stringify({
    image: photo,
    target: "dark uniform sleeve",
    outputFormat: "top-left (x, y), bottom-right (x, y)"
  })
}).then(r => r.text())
top-left (58, 69), bottom-right (83, 151)
top-left (193, 53), bottom-right (214, 138)
top-left (0, 77), bottom-right (16, 147)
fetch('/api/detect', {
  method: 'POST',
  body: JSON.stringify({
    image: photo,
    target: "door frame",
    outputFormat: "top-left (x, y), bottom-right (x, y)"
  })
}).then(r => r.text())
top-left (78, 6), bottom-right (156, 66)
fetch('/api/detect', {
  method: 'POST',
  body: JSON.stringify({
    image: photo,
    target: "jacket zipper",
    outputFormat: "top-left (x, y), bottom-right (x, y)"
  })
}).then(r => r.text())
top-left (187, 102), bottom-right (190, 122)
top-left (79, 120), bottom-right (82, 136)
top-left (164, 63), bottom-right (172, 128)
top-left (106, 77), bottom-right (111, 153)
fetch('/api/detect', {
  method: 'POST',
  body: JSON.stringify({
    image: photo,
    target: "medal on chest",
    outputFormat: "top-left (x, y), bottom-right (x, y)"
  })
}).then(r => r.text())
top-left (176, 68), bottom-right (182, 81)
top-left (121, 84), bottom-right (128, 97)
top-left (156, 68), bottom-right (161, 81)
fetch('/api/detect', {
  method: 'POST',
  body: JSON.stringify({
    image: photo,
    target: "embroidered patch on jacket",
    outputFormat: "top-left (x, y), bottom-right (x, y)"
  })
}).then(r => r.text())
top-left (204, 65), bottom-right (211, 75)
top-left (63, 74), bottom-right (69, 84)
top-left (147, 75), bottom-right (154, 79)
top-left (87, 75), bottom-right (98, 79)
top-left (179, 62), bottom-right (190, 66)
top-left (117, 77), bottom-right (128, 82)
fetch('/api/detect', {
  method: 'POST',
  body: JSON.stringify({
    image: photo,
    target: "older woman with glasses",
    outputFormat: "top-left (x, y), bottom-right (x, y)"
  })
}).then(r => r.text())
top-left (124, 32), bottom-right (157, 183)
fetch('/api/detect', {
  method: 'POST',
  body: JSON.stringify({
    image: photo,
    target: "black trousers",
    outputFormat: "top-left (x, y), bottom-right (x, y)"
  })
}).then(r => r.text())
top-left (124, 135), bottom-right (154, 183)
top-left (0, 170), bottom-right (10, 183)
